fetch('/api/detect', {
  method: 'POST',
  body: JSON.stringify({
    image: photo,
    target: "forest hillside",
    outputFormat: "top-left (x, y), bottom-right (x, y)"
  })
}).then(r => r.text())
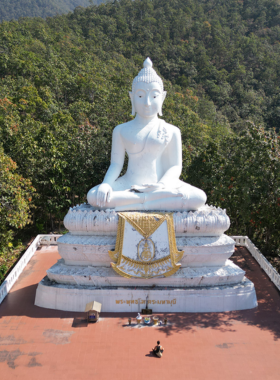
top-left (0, 0), bottom-right (279, 275)
top-left (0, 0), bottom-right (96, 22)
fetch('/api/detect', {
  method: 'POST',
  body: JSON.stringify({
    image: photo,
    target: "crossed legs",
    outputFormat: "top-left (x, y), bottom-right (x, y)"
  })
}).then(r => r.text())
top-left (87, 184), bottom-right (206, 212)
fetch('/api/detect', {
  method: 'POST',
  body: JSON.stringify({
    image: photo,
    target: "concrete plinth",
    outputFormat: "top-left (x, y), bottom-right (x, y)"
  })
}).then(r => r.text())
top-left (57, 234), bottom-right (235, 268)
top-left (35, 277), bottom-right (257, 313)
top-left (46, 259), bottom-right (245, 288)
top-left (35, 207), bottom-right (258, 313)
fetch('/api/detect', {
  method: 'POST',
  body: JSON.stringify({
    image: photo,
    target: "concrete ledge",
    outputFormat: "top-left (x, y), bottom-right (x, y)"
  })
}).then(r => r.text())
top-left (232, 236), bottom-right (280, 292)
top-left (46, 259), bottom-right (245, 288)
top-left (64, 204), bottom-right (230, 236)
top-left (35, 277), bottom-right (257, 313)
top-left (57, 234), bottom-right (235, 268)
top-left (0, 234), bottom-right (61, 305)
top-left (2, 234), bottom-right (277, 311)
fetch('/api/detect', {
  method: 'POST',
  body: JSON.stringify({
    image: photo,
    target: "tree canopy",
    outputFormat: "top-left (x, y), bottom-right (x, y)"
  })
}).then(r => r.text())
top-left (0, 0), bottom-right (94, 22)
top-left (0, 0), bottom-right (279, 258)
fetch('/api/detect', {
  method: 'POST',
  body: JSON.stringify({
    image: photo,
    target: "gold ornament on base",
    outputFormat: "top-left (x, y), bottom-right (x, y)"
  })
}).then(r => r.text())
top-left (109, 211), bottom-right (183, 279)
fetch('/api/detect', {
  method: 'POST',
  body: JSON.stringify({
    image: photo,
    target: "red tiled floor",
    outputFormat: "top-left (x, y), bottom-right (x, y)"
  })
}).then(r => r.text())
top-left (0, 245), bottom-right (280, 380)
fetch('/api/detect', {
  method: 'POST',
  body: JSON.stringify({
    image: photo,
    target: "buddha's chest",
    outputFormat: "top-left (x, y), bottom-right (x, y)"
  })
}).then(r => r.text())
top-left (121, 124), bottom-right (169, 155)
top-left (121, 126), bottom-right (152, 153)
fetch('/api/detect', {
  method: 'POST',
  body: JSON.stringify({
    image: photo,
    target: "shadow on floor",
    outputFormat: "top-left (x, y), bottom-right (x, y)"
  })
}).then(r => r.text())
top-left (145, 351), bottom-right (159, 358)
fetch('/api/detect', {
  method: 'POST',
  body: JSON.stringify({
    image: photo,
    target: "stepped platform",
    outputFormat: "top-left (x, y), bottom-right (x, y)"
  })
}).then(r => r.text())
top-left (0, 245), bottom-right (279, 380)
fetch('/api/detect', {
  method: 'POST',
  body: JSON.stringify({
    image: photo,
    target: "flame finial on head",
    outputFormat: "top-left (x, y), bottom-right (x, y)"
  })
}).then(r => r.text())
top-left (132, 57), bottom-right (163, 93)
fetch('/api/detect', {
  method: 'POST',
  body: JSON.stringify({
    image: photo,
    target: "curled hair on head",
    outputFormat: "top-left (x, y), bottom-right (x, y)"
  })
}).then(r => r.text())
top-left (157, 341), bottom-right (160, 345)
top-left (130, 58), bottom-right (166, 116)
top-left (132, 57), bottom-right (164, 95)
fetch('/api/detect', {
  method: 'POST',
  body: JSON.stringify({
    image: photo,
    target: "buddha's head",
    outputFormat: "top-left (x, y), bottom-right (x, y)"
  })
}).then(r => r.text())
top-left (130, 58), bottom-right (167, 118)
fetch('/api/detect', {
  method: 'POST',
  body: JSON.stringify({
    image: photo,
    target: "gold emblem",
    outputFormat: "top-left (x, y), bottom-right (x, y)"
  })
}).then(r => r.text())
top-left (109, 211), bottom-right (184, 279)
top-left (138, 238), bottom-right (155, 262)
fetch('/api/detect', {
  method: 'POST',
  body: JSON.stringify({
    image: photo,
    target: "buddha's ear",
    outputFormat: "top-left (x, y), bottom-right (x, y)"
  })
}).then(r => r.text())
top-left (159, 91), bottom-right (167, 116)
top-left (129, 91), bottom-right (135, 116)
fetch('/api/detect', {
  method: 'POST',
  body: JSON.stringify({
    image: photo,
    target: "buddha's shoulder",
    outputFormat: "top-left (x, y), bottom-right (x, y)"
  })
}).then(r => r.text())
top-left (162, 121), bottom-right (181, 136)
top-left (113, 120), bottom-right (133, 134)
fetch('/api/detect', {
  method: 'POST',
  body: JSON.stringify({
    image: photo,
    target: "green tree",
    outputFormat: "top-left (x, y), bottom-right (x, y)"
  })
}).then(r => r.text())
top-left (186, 122), bottom-right (280, 256)
top-left (0, 145), bottom-right (34, 252)
top-left (0, 0), bottom-right (93, 22)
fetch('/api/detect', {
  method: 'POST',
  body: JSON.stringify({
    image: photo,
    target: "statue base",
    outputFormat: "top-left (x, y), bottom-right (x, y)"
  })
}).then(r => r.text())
top-left (34, 206), bottom-right (258, 313)
top-left (57, 234), bottom-right (235, 268)
top-left (35, 277), bottom-right (257, 312)
top-left (45, 259), bottom-right (245, 287)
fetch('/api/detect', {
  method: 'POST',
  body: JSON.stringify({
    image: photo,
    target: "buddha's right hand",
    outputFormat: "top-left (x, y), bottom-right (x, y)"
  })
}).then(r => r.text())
top-left (131, 183), bottom-right (165, 193)
top-left (96, 183), bottom-right (112, 207)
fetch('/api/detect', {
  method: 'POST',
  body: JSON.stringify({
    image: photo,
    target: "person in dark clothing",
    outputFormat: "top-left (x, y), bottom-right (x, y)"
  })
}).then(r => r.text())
top-left (152, 340), bottom-right (164, 357)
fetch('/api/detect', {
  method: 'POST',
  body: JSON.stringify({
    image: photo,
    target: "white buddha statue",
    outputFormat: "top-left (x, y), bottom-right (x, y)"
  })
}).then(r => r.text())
top-left (87, 58), bottom-right (207, 212)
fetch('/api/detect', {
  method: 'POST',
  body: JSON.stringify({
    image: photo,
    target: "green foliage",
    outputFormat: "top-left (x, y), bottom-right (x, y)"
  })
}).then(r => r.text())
top-left (0, 143), bottom-right (34, 253)
top-left (51, 0), bottom-right (280, 133)
top-left (0, 13), bottom-right (226, 230)
top-left (0, 0), bottom-right (279, 259)
top-left (186, 122), bottom-right (280, 256)
top-left (2, 0), bottom-right (280, 131)
top-left (0, 239), bottom-right (26, 284)
top-left (0, 0), bottom-right (93, 22)
top-left (0, 263), bottom-right (8, 283)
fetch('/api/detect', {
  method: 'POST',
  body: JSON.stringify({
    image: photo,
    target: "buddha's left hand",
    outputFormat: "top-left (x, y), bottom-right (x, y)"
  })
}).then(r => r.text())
top-left (131, 183), bottom-right (164, 193)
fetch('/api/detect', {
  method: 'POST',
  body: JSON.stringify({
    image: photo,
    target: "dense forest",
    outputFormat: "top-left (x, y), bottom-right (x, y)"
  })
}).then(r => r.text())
top-left (0, 0), bottom-right (279, 277)
top-left (0, 0), bottom-right (96, 22)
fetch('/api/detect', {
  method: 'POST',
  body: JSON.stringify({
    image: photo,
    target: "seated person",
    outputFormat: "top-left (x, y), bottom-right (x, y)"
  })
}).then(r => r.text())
top-left (152, 340), bottom-right (164, 358)
top-left (87, 58), bottom-right (207, 212)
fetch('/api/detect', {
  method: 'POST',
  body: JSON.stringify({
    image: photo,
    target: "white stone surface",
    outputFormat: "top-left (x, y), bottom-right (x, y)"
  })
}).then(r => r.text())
top-left (58, 235), bottom-right (115, 266)
top-left (57, 233), bottom-right (235, 267)
top-left (86, 58), bottom-right (207, 212)
top-left (121, 217), bottom-right (171, 262)
top-left (46, 259), bottom-right (244, 287)
top-left (179, 234), bottom-right (235, 267)
top-left (35, 277), bottom-right (258, 312)
top-left (63, 204), bottom-right (230, 236)
top-left (33, 57), bottom-right (258, 314)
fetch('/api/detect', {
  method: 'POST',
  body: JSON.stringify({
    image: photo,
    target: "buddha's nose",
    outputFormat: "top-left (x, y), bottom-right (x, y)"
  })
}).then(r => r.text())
top-left (145, 96), bottom-right (151, 106)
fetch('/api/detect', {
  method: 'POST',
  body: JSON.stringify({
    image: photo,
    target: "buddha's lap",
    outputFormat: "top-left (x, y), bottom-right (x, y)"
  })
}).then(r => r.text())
top-left (87, 181), bottom-right (206, 205)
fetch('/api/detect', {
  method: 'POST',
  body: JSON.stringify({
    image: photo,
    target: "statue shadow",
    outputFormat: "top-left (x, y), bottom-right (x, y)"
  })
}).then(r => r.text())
top-left (140, 247), bottom-right (280, 341)
top-left (0, 284), bottom-right (86, 320)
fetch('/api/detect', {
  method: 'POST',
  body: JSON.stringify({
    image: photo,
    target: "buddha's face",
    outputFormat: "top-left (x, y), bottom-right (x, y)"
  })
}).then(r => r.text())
top-left (130, 82), bottom-right (166, 118)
